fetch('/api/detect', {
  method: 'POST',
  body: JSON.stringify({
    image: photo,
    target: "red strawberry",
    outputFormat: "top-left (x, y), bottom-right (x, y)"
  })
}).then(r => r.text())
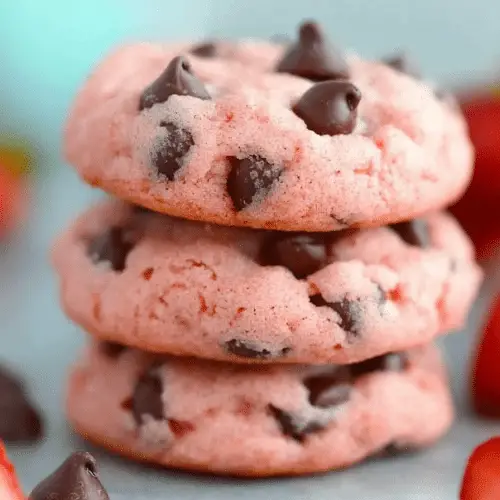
top-left (0, 442), bottom-right (23, 500)
top-left (461, 437), bottom-right (500, 500)
top-left (450, 90), bottom-right (500, 259)
top-left (0, 166), bottom-right (24, 238)
top-left (461, 93), bottom-right (500, 196)
top-left (472, 295), bottom-right (500, 417)
top-left (461, 93), bottom-right (500, 197)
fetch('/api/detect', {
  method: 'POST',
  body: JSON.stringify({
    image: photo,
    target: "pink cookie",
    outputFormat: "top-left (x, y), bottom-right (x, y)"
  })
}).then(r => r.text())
top-left (67, 340), bottom-right (453, 477)
top-left (52, 200), bottom-right (482, 364)
top-left (64, 23), bottom-right (473, 232)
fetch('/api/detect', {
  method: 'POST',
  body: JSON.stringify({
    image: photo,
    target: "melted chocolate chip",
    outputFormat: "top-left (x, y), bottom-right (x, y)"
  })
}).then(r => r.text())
top-left (190, 42), bottom-right (217, 58)
top-left (390, 219), bottom-right (430, 248)
top-left (0, 366), bottom-right (43, 443)
top-left (268, 404), bottom-right (324, 442)
top-left (260, 233), bottom-right (328, 279)
top-left (224, 339), bottom-right (291, 360)
top-left (139, 56), bottom-right (211, 111)
top-left (382, 441), bottom-right (416, 456)
top-left (293, 81), bottom-right (361, 136)
top-left (88, 227), bottom-right (135, 272)
top-left (276, 21), bottom-right (349, 81)
top-left (351, 352), bottom-right (409, 377)
top-left (152, 122), bottom-right (194, 180)
top-left (227, 155), bottom-right (282, 211)
top-left (129, 369), bottom-right (164, 425)
top-left (99, 341), bottom-right (127, 359)
top-left (29, 452), bottom-right (109, 500)
top-left (310, 295), bottom-right (363, 337)
top-left (303, 368), bottom-right (352, 408)
top-left (383, 53), bottom-right (421, 79)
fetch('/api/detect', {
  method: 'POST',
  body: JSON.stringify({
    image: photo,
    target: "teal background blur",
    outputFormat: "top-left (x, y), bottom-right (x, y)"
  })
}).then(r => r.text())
top-left (1, 0), bottom-right (499, 164)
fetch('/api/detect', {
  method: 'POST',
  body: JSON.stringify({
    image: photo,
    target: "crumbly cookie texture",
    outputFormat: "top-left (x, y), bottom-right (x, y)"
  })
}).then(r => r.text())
top-left (67, 340), bottom-right (453, 477)
top-left (64, 31), bottom-right (472, 231)
top-left (53, 200), bottom-right (482, 364)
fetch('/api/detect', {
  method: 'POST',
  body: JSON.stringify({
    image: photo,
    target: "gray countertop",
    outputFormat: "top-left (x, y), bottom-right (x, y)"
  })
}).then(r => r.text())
top-left (2, 167), bottom-right (499, 499)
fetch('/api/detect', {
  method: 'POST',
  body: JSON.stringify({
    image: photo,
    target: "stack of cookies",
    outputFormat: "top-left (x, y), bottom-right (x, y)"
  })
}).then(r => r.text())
top-left (53, 22), bottom-right (482, 476)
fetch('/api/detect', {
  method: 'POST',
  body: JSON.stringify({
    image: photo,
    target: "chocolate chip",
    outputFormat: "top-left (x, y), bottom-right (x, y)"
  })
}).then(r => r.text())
top-left (227, 155), bottom-right (282, 211)
top-left (29, 452), bottom-right (109, 500)
top-left (382, 441), bottom-right (416, 456)
top-left (152, 122), bottom-right (194, 180)
top-left (128, 369), bottom-right (164, 425)
top-left (190, 42), bottom-right (217, 58)
top-left (310, 295), bottom-right (363, 337)
top-left (293, 81), bottom-right (361, 136)
top-left (0, 366), bottom-right (43, 443)
top-left (303, 369), bottom-right (352, 408)
top-left (99, 341), bottom-right (127, 359)
top-left (276, 21), bottom-right (349, 81)
top-left (390, 219), bottom-right (430, 248)
top-left (268, 404), bottom-right (324, 442)
top-left (88, 227), bottom-right (135, 272)
top-left (259, 233), bottom-right (328, 279)
top-left (350, 352), bottom-right (409, 377)
top-left (139, 56), bottom-right (211, 111)
top-left (224, 339), bottom-right (291, 360)
top-left (383, 53), bottom-right (421, 79)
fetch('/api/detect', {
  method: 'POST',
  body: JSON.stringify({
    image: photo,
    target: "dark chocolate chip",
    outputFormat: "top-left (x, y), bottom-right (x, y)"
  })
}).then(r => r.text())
top-left (268, 404), bottom-right (324, 442)
top-left (350, 352), bottom-right (409, 377)
top-left (293, 81), bottom-right (361, 136)
top-left (390, 219), bottom-right (430, 248)
top-left (276, 21), bottom-right (349, 81)
top-left (382, 441), bottom-right (416, 456)
top-left (152, 122), bottom-right (194, 180)
top-left (303, 369), bottom-right (352, 408)
top-left (224, 339), bottom-right (291, 360)
top-left (383, 53), bottom-right (421, 79)
top-left (0, 366), bottom-right (43, 443)
top-left (310, 295), bottom-right (363, 337)
top-left (99, 341), bottom-right (127, 359)
top-left (190, 42), bottom-right (217, 58)
top-left (29, 452), bottom-right (109, 500)
top-left (129, 369), bottom-right (164, 425)
top-left (88, 226), bottom-right (135, 272)
top-left (139, 56), bottom-right (211, 111)
top-left (227, 155), bottom-right (282, 211)
top-left (259, 233), bottom-right (328, 279)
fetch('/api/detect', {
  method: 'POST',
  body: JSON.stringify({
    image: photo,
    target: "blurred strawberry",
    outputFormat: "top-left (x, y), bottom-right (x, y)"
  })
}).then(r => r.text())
top-left (0, 166), bottom-right (23, 238)
top-left (461, 90), bottom-right (500, 199)
top-left (451, 88), bottom-right (500, 259)
top-left (472, 295), bottom-right (500, 416)
top-left (0, 442), bottom-right (23, 500)
top-left (461, 437), bottom-right (500, 500)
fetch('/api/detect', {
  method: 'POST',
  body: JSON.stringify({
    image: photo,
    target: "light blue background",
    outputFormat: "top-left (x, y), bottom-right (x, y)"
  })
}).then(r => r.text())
top-left (1, 4), bottom-right (499, 497)
top-left (1, 0), bottom-right (499, 162)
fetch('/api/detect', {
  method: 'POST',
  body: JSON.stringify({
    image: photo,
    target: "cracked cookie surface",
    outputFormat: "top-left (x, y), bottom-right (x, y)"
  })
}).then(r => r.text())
top-left (64, 35), bottom-right (472, 231)
top-left (53, 200), bottom-right (481, 364)
top-left (67, 340), bottom-right (453, 476)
